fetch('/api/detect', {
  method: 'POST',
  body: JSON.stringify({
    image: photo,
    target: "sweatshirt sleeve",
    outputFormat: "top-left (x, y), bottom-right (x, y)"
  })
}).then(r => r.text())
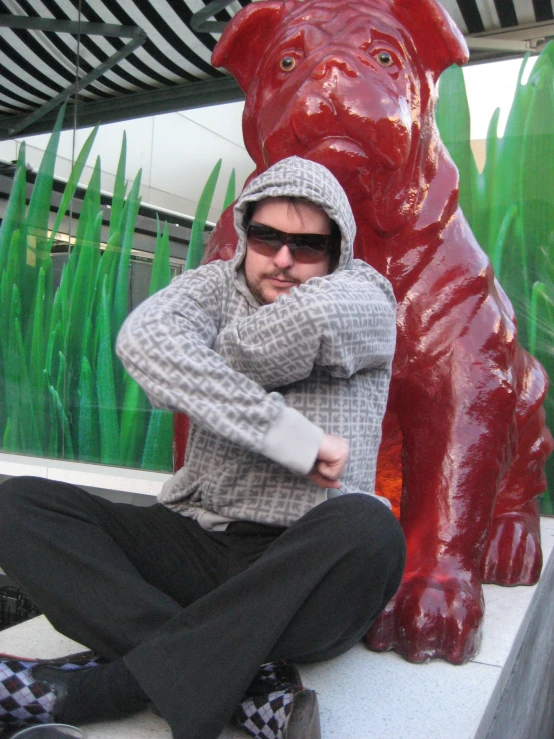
top-left (216, 261), bottom-right (397, 390)
top-left (116, 262), bottom-right (323, 475)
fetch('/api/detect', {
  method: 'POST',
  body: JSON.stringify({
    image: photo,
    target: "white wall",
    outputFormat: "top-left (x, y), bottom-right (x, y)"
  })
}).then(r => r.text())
top-left (462, 55), bottom-right (537, 140)
top-left (0, 102), bottom-right (255, 224)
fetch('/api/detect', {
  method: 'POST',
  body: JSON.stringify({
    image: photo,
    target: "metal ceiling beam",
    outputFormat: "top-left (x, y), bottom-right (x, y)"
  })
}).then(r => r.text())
top-left (465, 19), bottom-right (554, 54)
top-left (470, 19), bottom-right (554, 42)
top-left (466, 37), bottom-right (535, 52)
top-left (190, 0), bottom-right (236, 33)
top-left (0, 15), bottom-right (141, 36)
top-left (0, 15), bottom-right (147, 137)
top-left (0, 77), bottom-right (245, 140)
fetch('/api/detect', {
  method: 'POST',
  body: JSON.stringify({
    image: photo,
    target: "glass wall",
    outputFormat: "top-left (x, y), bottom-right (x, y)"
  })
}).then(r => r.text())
top-left (0, 101), bottom-right (251, 474)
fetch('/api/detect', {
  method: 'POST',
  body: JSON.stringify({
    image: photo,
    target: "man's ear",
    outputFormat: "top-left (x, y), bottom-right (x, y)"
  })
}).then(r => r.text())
top-left (212, 2), bottom-right (285, 92)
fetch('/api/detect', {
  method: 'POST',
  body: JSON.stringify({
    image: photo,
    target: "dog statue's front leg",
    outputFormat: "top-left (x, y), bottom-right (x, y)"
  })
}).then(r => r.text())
top-left (366, 335), bottom-right (517, 664)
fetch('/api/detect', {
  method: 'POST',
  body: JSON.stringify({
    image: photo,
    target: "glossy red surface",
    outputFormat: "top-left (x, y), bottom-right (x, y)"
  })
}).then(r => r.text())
top-left (181, 0), bottom-right (554, 664)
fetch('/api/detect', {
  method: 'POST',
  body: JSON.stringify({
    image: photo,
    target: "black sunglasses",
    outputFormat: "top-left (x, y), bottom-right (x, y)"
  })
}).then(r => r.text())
top-left (246, 222), bottom-right (332, 263)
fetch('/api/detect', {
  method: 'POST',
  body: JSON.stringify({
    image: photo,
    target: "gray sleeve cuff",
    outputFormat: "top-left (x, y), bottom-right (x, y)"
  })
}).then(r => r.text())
top-left (261, 406), bottom-right (324, 476)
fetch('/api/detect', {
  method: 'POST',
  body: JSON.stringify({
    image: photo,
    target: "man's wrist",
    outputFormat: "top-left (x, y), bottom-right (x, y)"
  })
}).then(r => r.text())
top-left (261, 406), bottom-right (324, 476)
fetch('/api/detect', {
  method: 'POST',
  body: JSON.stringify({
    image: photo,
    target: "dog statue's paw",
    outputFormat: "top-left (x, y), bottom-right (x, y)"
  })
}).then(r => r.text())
top-left (481, 504), bottom-right (542, 585)
top-left (364, 567), bottom-right (484, 664)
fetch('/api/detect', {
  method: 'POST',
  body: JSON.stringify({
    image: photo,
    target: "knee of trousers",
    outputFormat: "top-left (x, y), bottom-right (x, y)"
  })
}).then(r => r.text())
top-left (313, 494), bottom-right (406, 573)
top-left (0, 476), bottom-right (47, 534)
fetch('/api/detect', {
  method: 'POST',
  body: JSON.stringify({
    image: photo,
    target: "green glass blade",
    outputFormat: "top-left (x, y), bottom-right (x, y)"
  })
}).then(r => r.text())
top-left (186, 159), bottom-right (222, 271)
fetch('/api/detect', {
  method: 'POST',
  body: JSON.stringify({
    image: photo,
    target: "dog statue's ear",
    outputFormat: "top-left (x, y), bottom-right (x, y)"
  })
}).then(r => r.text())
top-left (397, 0), bottom-right (469, 79)
top-left (212, 2), bottom-right (285, 92)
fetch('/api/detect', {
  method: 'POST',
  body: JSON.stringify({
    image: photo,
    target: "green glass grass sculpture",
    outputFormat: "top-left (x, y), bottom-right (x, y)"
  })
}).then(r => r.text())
top-left (436, 43), bottom-right (554, 513)
top-left (0, 108), bottom-right (234, 473)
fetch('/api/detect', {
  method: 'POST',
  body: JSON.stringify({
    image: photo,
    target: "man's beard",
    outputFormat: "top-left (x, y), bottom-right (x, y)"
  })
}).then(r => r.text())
top-left (251, 269), bottom-right (301, 305)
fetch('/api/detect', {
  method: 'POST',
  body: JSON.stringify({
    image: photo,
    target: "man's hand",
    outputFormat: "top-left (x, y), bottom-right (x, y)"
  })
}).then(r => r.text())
top-left (308, 434), bottom-right (349, 489)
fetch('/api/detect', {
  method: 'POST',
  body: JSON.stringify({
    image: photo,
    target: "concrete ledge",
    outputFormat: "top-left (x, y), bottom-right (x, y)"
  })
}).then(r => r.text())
top-left (0, 453), bottom-right (171, 498)
top-left (0, 518), bottom-right (552, 738)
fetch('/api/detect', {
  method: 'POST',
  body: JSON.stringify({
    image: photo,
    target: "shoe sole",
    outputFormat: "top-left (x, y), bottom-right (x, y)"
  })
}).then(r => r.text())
top-left (284, 688), bottom-right (321, 739)
top-left (0, 651), bottom-right (96, 665)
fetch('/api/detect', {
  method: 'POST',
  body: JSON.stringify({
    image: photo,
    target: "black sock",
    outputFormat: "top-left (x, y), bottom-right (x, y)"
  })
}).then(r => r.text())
top-left (58, 659), bottom-right (150, 724)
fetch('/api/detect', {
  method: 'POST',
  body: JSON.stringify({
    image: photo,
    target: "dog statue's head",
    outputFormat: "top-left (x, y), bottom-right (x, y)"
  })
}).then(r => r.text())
top-left (213, 0), bottom-right (468, 237)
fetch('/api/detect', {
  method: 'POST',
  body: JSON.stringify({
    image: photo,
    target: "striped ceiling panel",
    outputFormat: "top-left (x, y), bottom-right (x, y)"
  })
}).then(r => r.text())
top-left (1, 0), bottom-right (553, 137)
top-left (442, 0), bottom-right (553, 34)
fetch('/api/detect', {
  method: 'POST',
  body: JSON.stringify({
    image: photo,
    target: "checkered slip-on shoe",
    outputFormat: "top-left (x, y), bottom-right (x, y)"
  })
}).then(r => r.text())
top-left (0, 651), bottom-right (100, 732)
top-left (233, 662), bottom-right (321, 739)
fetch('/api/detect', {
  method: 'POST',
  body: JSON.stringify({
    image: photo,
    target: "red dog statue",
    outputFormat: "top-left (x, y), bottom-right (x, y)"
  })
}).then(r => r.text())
top-left (183, 0), bottom-right (554, 665)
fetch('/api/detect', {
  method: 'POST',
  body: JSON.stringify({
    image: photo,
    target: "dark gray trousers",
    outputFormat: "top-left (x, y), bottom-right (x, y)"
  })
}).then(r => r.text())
top-left (0, 476), bottom-right (405, 739)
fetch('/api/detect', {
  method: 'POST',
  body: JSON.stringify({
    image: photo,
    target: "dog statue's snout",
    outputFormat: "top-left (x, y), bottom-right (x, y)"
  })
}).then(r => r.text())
top-left (311, 54), bottom-right (358, 81)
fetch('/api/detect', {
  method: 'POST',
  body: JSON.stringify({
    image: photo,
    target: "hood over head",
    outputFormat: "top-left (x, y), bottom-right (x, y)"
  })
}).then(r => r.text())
top-left (233, 157), bottom-right (356, 276)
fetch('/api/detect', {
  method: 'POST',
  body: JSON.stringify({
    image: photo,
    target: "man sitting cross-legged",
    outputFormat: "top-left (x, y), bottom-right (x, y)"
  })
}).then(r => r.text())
top-left (0, 157), bottom-right (405, 739)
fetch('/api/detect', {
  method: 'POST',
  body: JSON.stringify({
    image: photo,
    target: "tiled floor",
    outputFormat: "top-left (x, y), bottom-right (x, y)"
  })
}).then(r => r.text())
top-left (1, 518), bottom-right (552, 739)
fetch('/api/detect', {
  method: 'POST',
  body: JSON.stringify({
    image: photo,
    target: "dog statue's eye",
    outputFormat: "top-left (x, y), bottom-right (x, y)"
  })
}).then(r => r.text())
top-left (280, 56), bottom-right (296, 72)
top-left (376, 51), bottom-right (394, 67)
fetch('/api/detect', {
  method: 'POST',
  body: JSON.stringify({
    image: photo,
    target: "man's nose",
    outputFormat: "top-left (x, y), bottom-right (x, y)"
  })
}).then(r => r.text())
top-left (273, 244), bottom-right (295, 268)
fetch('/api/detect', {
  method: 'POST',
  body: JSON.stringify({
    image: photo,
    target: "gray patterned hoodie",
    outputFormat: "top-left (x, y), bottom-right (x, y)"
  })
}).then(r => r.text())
top-left (116, 157), bottom-right (396, 529)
